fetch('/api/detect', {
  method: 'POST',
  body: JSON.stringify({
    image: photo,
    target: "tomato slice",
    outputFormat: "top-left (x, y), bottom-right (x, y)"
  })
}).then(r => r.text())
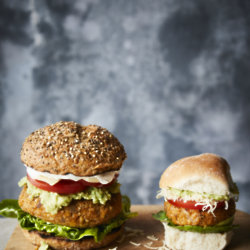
top-left (27, 174), bottom-right (117, 195)
top-left (168, 199), bottom-right (225, 210)
top-left (27, 174), bottom-right (87, 194)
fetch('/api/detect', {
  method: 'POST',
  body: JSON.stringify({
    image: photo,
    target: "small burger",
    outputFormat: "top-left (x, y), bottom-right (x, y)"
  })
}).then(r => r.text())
top-left (0, 121), bottom-right (135, 249)
top-left (153, 153), bottom-right (239, 250)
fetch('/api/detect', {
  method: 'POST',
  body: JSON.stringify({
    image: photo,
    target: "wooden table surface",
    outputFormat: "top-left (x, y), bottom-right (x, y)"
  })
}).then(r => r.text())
top-left (5, 205), bottom-right (250, 250)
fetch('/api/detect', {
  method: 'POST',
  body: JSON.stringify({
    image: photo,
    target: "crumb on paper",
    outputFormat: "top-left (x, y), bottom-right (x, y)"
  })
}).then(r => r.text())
top-left (129, 241), bottom-right (141, 247)
top-left (117, 226), bottom-right (169, 250)
top-left (144, 239), bottom-right (169, 250)
top-left (146, 235), bottom-right (158, 241)
top-left (144, 244), bottom-right (159, 249)
top-left (144, 241), bottom-right (161, 249)
top-left (145, 241), bottom-right (153, 246)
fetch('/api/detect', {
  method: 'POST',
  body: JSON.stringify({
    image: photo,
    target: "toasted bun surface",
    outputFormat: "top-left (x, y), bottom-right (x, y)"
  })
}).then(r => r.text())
top-left (162, 222), bottom-right (232, 250)
top-left (159, 153), bottom-right (235, 195)
top-left (22, 226), bottom-right (123, 250)
top-left (21, 121), bottom-right (126, 176)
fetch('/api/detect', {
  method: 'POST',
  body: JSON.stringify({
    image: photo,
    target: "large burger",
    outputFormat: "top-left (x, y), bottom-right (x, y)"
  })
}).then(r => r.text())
top-left (0, 121), bottom-right (135, 249)
top-left (153, 153), bottom-right (239, 250)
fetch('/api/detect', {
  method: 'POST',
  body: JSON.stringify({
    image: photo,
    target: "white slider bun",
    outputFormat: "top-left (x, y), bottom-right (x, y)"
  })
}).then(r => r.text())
top-left (159, 153), bottom-right (235, 196)
top-left (162, 222), bottom-right (233, 250)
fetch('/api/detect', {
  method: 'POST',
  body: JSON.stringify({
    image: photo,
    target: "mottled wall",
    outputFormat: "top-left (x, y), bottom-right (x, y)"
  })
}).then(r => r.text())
top-left (0, 0), bottom-right (250, 213)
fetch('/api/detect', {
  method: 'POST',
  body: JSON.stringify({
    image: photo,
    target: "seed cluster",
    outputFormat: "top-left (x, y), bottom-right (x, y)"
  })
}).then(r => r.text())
top-left (21, 121), bottom-right (126, 176)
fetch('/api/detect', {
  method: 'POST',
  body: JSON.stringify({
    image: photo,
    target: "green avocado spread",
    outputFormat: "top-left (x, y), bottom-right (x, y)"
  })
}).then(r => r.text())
top-left (169, 187), bottom-right (230, 201)
top-left (18, 177), bottom-right (120, 214)
top-left (158, 185), bottom-right (239, 203)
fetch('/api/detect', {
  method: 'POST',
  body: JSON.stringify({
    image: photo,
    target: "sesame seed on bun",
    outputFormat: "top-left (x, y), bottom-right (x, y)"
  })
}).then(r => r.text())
top-left (20, 121), bottom-right (126, 176)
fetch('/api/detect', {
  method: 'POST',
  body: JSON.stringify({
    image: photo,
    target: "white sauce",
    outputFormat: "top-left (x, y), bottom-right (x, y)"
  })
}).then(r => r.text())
top-left (25, 165), bottom-right (119, 186)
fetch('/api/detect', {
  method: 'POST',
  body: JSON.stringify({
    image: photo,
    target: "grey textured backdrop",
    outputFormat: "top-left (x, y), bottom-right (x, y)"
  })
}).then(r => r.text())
top-left (0, 0), bottom-right (250, 213)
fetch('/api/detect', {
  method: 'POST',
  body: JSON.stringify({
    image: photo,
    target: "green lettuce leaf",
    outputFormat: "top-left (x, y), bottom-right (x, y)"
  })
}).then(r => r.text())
top-left (0, 199), bottom-right (23, 218)
top-left (0, 195), bottom-right (137, 242)
top-left (152, 210), bottom-right (166, 221)
top-left (153, 210), bottom-right (238, 234)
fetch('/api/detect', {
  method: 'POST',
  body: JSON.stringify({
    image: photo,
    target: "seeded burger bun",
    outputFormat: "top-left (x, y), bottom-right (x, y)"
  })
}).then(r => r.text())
top-left (21, 121), bottom-right (126, 176)
top-left (155, 153), bottom-right (239, 250)
top-left (7, 121), bottom-right (134, 250)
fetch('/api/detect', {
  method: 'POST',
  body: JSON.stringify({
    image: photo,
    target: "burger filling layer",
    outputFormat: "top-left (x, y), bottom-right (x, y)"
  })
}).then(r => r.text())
top-left (164, 199), bottom-right (235, 227)
top-left (18, 177), bottom-right (120, 214)
top-left (157, 186), bottom-right (239, 214)
top-left (19, 186), bottom-right (123, 228)
top-left (0, 196), bottom-right (136, 243)
top-left (154, 186), bottom-right (238, 233)
top-left (0, 167), bottom-right (137, 243)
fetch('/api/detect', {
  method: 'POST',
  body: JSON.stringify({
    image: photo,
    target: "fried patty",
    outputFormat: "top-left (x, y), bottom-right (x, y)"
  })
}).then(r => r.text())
top-left (18, 186), bottom-right (122, 228)
top-left (164, 199), bottom-right (235, 227)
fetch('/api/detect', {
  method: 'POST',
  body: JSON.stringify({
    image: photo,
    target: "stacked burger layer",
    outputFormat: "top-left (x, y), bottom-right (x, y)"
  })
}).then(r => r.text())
top-left (154, 153), bottom-right (239, 250)
top-left (0, 123), bottom-right (240, 250)
top-left (0, 121), bottom-right (136, 249)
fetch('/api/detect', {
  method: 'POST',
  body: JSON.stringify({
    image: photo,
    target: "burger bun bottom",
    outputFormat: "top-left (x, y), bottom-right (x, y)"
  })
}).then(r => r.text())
top-left (162, 222), bottom-right (233, 250)
top-left (21, 226), bottom-right (123, 250)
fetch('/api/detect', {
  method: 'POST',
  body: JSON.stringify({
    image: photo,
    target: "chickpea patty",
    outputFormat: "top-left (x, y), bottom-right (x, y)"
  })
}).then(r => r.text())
top-left (19, 185), bottom-right (122, 228)
top-left (164, 199), bottom-right (235, 227)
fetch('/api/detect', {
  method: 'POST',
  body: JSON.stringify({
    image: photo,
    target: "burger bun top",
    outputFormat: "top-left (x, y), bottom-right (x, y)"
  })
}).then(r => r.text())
top-left (159, 153), bottom-right (236, 196)
top-left (21, 121), bottom-right (126, 176)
